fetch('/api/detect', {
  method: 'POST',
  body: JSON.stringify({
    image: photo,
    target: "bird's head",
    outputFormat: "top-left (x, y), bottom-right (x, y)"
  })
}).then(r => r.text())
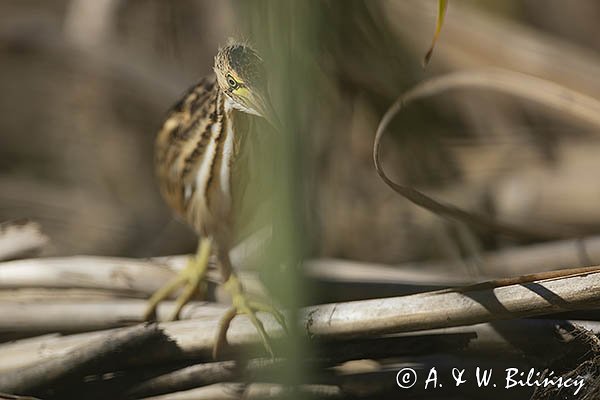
top-left (214, 41), bottom-right (275, 122)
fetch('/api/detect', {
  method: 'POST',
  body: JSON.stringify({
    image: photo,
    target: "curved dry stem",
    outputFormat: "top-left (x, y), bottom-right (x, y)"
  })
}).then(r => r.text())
top-left (373, 68), bottom-right (600, 240)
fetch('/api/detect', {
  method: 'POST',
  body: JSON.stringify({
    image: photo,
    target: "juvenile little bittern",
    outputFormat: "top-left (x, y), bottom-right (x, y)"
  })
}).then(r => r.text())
top-left (145, 41), bottom-right (286, 358)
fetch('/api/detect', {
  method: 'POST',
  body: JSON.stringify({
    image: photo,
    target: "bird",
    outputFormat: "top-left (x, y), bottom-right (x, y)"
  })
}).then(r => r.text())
top-left (144, 40), bottom-right (286, 359)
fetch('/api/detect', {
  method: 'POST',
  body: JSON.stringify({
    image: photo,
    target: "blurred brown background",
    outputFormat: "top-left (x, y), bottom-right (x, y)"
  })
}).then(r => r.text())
top-left (2, 0), bottom-right (600, 268)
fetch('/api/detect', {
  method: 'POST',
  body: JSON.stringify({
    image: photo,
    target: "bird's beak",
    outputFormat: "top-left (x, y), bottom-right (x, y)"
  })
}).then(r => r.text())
top-left (254, 93), bottom-right (282, 132)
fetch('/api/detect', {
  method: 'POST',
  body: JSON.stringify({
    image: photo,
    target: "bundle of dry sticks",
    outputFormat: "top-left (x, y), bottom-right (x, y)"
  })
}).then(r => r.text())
top-left (2, 220), bottom-right (600, 399)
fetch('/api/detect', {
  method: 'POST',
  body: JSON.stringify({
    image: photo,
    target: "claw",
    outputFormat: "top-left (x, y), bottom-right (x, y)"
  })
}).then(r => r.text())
top-left (213, 273), bottom-right (286, 359)
top-left (143, 238), bottom-right (212, 321)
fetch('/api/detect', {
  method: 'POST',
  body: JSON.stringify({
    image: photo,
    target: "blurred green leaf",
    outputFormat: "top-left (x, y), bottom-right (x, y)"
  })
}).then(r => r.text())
top-left (423, 0), bottom-right (448, 66)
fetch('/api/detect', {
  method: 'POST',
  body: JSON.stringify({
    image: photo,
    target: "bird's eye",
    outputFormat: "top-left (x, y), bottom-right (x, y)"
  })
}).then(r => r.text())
top-left (226, 74), bottom-right (238, 89)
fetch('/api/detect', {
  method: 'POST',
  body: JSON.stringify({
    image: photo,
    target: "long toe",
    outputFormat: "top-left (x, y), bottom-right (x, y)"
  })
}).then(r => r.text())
top-left (212, 293), bottom-right (285, 359)
top-left (143, 273), bottom-right (186, 321)
top-left (144, 244), bottom-right (211, 322)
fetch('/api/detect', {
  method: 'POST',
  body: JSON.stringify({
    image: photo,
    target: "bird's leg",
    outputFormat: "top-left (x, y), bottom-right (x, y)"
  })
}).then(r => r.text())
top-left (213, 251), bottom-right (287, 359)
top-left (143, 237), bottom-right (212, 321)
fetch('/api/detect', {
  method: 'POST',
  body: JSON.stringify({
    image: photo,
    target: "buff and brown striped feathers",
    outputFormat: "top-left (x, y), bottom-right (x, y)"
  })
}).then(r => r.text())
top-left (155, 43), bottom-right (268, 247)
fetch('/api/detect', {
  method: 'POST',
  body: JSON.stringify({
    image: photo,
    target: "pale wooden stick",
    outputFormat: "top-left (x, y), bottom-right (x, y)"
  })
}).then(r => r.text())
top-left (0, 323), bottom-right (161, 394)
top-left (126, 359), bottom-right (282, 398)
top-left (308, 235), bottom-right (600, 284)
top-left (0, 256), bottom-right (245, 302)
top-left (0, 300), bottom-right (228, 335)
top-left (0, 256), bottom-right (262, 300)
top-left (303, 266), bottom-right (600, 338)
top-left (0, 393), bottom-right (40, 400)
top-left (0, 221), bottom-right (48, 262)
top-left (0, 256), bottom-right (174, 295)
top-left (138, 383), bottom-right (240, 400)
top-left (0, 288), bottom-right (146, 302)
top-left (138, 383), bottom-right (342, 400)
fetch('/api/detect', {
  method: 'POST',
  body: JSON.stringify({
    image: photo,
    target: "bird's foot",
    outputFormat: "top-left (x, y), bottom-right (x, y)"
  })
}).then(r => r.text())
top-left (213, 273), bottom-right (287, 359)
top-left (143, 238), bottom-right (212, 321)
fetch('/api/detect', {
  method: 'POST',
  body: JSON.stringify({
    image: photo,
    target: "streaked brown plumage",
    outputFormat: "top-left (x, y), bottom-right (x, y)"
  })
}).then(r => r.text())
top-left (146, 42), bottom-right (285, 358)
top-left (156, 77), bottom-right (239, 249)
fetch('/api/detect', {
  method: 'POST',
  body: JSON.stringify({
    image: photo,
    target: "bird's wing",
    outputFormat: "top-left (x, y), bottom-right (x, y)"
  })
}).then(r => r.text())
top-left (154, 76), bottom-right (218, 220)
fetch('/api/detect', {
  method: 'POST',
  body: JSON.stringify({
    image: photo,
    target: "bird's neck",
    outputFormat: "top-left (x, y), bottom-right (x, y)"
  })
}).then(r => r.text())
top-left (223, 95), bottom-right (236, 114)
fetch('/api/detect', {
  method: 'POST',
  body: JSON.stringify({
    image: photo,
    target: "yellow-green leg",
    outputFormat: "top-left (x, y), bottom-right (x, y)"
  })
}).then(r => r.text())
top-left (143, 237), bottom-right (212, 321)
top-left (212, 271), bottom-right (287, 359)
